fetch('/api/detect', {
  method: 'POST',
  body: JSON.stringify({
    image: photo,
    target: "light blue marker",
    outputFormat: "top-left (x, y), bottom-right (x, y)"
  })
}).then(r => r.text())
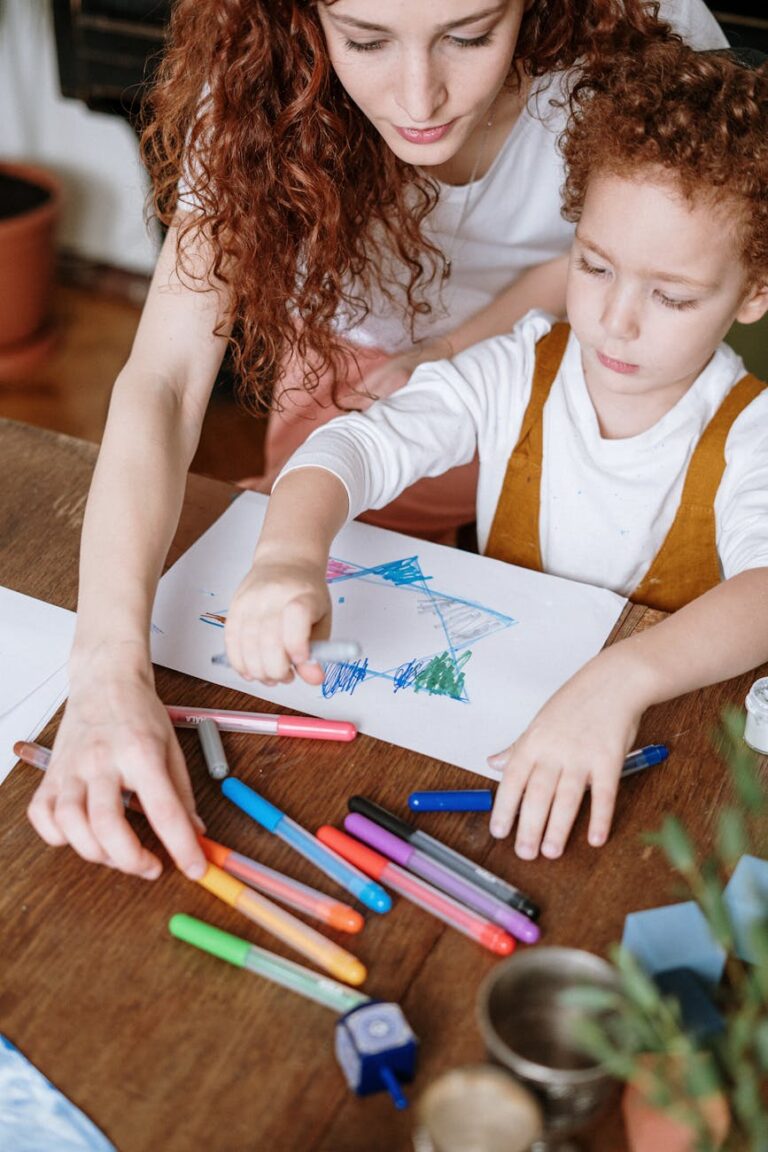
top-left (221, 777), bottom-right (391, 914)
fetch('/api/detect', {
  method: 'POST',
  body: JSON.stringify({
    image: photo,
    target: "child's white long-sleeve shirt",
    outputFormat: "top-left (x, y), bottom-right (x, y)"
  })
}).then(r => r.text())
top-left (277, 311), bottom-right (768, 599)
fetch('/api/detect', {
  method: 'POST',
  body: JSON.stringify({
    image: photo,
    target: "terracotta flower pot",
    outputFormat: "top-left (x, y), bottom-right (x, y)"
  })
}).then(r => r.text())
top-left (622, 1064), bottom-right (730, 1152)
top-left (0, 161), bottom-right (61, 382)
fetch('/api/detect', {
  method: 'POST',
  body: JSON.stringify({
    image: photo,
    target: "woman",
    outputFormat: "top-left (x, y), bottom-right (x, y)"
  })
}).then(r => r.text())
top-left (28, 0), bottom-right (726, 881)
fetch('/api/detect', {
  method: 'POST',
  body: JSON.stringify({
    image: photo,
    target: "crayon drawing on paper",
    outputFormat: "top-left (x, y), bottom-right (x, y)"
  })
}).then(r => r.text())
top-left (199, 552), bottom-right (517, 704)
top-left (151, 492), bottom-right (625, 778)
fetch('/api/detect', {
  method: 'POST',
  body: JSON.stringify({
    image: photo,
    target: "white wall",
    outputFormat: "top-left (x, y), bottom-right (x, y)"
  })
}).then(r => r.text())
top-left (0, 0), bottom-right (157, 273)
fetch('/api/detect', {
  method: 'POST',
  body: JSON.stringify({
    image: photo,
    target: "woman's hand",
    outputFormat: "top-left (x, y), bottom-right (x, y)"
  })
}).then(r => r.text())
top-left (487, 646), bottom-right (654, 860)
top-left (225, 555), bottom-right (332, 686)
top-left (360, 336), bottom-right (454, 402)
top-left (27, 650), bottom-right (206, 880)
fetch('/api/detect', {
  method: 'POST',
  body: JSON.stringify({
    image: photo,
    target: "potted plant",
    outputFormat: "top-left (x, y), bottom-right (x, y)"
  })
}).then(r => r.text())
top-left (0, 160), bottom-right (61, 381)
top-left (568, 712), bottom-right (768, 1152)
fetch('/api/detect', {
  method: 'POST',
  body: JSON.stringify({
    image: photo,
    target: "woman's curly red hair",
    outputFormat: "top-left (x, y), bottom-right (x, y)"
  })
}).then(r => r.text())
top-left (561, 41), bottom-right (768, 281)
top-left (141, 0), bottom-right (674, 409)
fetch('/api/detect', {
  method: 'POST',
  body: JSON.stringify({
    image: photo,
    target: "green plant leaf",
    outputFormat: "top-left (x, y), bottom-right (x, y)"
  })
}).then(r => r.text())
top-left (648, 815), bottom-right (697, 872)
top-left (561, 985), bottom-right (622, 1013)
top-left (718, 710), bottom-right (765, 813)
top-left (684, 1052), bottom-right (723, 1099)
top-left (754, 1019), bottom-right (768, 1071)
top-left (715, 807), bottom-right (748, 868)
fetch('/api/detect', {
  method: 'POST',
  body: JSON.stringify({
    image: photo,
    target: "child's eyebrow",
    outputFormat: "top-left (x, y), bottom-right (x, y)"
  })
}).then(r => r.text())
top-left (575, 232), bottom-right (717, 293)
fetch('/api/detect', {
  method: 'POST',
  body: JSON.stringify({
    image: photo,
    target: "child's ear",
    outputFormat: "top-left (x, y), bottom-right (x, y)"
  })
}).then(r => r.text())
top-left (735, 281), bottom-right (768, 326)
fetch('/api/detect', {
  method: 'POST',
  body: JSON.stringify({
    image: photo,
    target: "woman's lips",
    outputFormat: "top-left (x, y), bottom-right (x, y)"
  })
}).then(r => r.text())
top-left (597, 350), bottom-right (639, 375)
top-left (395, 120), bottom-right (456, 144)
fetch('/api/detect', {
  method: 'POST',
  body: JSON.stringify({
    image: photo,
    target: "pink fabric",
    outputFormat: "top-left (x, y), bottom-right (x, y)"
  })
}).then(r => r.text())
top-left (248, 342), bottom-right (478, 544)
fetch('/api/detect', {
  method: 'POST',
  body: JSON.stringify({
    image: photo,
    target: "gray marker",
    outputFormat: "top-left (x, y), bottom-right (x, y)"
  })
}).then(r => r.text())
top-left (197, 718), bottom-right (230, 780)
top-left (211, 640), bottom-right (362, 670)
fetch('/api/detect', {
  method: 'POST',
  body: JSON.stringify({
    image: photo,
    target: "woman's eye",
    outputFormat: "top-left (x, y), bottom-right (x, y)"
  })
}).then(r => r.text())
top-left (447, 33), bottom-right (494, 48)
top-left (344, 38), bottom-right (386, 52)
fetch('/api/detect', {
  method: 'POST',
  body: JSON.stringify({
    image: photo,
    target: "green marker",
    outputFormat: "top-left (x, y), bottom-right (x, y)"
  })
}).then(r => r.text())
top-left (169, 914), bottom-right (369, 1015)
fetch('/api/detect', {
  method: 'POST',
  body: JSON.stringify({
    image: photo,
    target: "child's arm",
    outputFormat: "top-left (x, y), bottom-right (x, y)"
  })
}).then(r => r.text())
top-left (224, 469), bottom-right (350, 684)
top-left (27, 223), bottom-right (231, 881)
top-left (488, 568), bottom-right (768, 859)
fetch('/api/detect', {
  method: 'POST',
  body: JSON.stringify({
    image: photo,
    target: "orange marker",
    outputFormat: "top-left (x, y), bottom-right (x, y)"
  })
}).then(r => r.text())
top-left (196, 863), bottom-right (367, 986)
top-left (200, 837), bottom-right (363, 933)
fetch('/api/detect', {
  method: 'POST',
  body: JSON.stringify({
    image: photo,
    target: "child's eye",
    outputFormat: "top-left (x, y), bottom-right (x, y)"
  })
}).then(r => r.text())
top-left (576, 255), bottom-right (609, 278)
top-left (447, 33), bottom-right (494, 48)
top-left (656, 292), bottom-right (697, 311)
top-left (344, 38), bottom-right (386, 52)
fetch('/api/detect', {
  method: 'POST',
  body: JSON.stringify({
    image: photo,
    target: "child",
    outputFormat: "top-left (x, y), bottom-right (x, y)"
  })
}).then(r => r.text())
top-left (224, 41), bottom-right (768, 861)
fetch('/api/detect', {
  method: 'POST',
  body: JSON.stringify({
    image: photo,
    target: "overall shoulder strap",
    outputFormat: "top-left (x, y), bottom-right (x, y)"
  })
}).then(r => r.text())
top-left (485, 322), bottom-right (570, 570)
top-left (632, 372), bottom-right (766, 613)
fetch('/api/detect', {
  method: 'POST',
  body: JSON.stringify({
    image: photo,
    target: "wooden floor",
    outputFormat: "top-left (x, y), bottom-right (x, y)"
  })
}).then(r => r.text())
top-left (0, 282), bottom-right (266, 482)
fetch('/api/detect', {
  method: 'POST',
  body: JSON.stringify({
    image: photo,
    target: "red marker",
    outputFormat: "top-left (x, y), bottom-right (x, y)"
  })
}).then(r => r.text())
top-left (317, 825), bottom-right (514, 957)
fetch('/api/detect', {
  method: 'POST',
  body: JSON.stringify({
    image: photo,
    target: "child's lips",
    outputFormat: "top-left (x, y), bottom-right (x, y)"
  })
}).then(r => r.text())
top-left (597, 350), bottom-right (639, 375)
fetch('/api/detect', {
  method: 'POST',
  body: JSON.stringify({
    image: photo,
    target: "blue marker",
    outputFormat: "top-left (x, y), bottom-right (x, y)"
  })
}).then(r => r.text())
top-left (408, 745), bottom-right (670, 812)
top-left (619, 744), bottom-right (669, 778)
top-left (408, 790), bottom-right (494, 813)
top-left (222, 777), bottom-right (391, 914)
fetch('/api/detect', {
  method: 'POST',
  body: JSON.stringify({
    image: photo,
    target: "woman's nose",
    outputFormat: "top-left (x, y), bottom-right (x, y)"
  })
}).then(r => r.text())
top-left (395, 52), bottom-right (447, 123)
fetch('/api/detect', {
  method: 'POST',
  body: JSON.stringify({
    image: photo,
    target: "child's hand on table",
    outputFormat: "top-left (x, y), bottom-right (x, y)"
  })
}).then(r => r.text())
top-left (225, 554), bottom-right (332, 686)
top-left (27, 651), bottom-right (206, 880)
top-left (487, 646), bottom-right (651, 860)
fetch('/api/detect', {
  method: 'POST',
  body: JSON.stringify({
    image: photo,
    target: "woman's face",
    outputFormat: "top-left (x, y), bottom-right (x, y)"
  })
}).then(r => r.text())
top-left (317, 1), bottom-right (527, 170)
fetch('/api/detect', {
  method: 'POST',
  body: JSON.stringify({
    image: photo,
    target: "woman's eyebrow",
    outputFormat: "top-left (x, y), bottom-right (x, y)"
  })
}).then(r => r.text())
top-left (326, 4), bottom-right (507, 35)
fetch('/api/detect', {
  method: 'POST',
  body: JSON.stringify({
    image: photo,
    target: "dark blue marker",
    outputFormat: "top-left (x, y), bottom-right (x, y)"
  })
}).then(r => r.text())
top-left (408, 745), bottom-right (670, 812)
top-left (408, 789), bottom-right (494, 813)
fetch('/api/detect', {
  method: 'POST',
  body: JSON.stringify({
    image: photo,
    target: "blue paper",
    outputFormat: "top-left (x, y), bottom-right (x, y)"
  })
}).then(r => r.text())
top-left (0, 1035), bottom-right (115, 1152)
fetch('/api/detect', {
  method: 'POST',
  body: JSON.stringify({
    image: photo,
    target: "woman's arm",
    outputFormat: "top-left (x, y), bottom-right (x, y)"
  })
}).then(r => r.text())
top-left (489, 568), bottom-right (768, 860)
top-left (27, 223), bottom-right (232, 880)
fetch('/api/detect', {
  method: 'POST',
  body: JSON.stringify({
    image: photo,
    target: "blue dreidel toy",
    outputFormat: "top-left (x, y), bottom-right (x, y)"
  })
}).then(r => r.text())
top-left (335, 1001), bottom-right (418, 1109)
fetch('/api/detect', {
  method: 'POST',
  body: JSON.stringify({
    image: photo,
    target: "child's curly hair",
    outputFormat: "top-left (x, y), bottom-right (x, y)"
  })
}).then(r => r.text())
top-left (141, 0), bottom-right (674, 410)
top-left (561, 41), bottom-right (768, 282)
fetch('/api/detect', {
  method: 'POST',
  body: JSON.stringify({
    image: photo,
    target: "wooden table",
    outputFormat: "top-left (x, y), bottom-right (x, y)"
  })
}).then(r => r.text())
top-left (1, 417), bottom-right (765, 1152)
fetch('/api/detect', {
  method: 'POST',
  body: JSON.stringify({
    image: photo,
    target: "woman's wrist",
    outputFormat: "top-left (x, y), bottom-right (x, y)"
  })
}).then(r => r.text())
top-left (68, 636), bottom-right (154, 688)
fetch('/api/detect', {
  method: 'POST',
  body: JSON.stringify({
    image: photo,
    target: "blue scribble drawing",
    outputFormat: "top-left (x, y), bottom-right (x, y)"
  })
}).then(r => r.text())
top-left (323, 555), bottom-right (515, 702)
top-left (200, 554), bottom-right (516, 705)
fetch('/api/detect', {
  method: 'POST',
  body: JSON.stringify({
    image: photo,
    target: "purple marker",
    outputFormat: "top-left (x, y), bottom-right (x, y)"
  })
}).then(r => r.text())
top-left (344, 813), bottom-right (539, 945)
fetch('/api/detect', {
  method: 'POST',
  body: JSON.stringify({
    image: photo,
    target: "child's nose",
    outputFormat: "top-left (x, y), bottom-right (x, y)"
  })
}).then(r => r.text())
top-left (601, 290), bottom-right (640, 342)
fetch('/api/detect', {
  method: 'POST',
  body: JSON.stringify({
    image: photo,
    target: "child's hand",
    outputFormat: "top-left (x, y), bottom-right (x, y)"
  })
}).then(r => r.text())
top-left (27, 659), bottom-right (206, 879)
top-left (487, 649), bottom-right (651, 860)
top-left (224, 555), bottom-right (332, 685)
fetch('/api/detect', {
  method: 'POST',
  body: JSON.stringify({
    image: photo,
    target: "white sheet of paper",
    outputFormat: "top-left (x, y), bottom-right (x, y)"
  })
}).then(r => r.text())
top-left (0, 588), bottom-right (75, 784)
top-left (151, 492), bottom-right (626, 780)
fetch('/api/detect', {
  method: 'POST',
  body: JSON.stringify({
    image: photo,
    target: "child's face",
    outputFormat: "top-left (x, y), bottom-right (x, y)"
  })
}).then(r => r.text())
top-left (566, 172), bottom-right (768, 417)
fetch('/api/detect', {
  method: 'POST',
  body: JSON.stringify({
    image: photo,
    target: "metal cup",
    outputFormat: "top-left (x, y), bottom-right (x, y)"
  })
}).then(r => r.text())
top-left (476, 947), bottom-right (620, 1151)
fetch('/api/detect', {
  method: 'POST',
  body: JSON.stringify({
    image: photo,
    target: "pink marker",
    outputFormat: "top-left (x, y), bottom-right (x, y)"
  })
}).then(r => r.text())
top-left (165, 705), bottom-right (356, 742)
top-left (317, 825), bottom-right (515, 957)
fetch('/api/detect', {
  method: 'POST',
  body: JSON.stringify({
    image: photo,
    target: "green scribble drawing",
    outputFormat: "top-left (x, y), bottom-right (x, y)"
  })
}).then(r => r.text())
top-left (414, 650), bottom-right (472, 699)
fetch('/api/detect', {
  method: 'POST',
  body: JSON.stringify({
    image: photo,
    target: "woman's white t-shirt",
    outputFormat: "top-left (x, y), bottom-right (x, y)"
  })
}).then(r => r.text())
top-left (341, 0), bottom-right (728, 353)
top-left (279, 311), bottom-right (768, 599)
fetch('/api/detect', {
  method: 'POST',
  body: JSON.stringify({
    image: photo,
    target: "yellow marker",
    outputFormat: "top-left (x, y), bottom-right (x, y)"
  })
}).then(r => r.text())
top-left (197, 864), bottom-right (367, 987)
